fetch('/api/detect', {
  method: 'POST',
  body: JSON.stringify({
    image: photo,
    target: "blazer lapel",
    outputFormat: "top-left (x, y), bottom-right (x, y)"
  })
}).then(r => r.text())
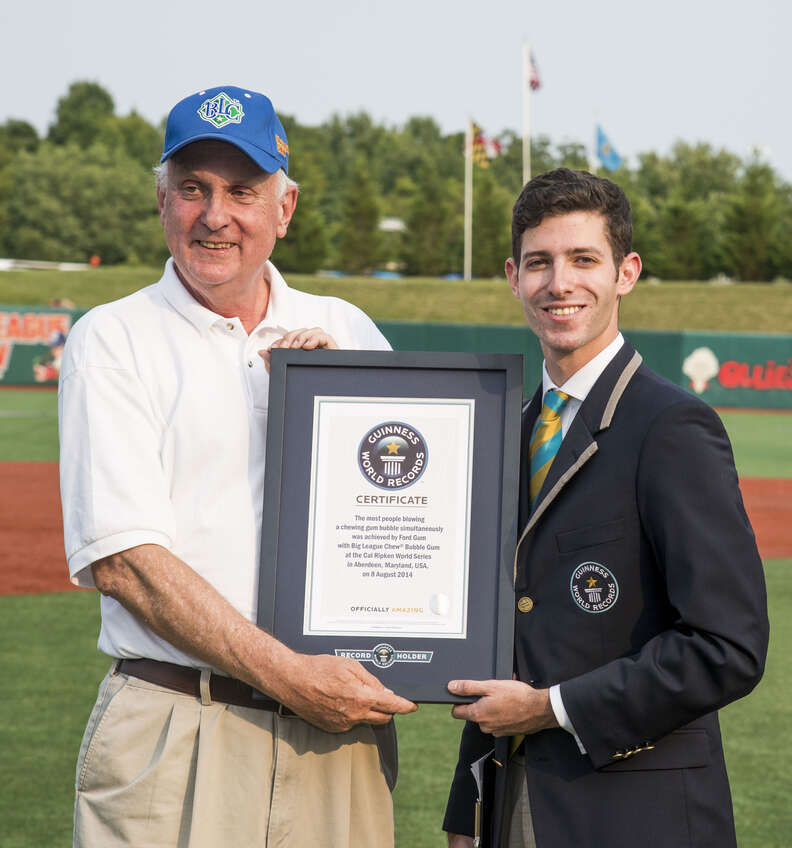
top-left (514, 344), bottom-right (644, 569)
top-left (518, 385), bottom-right (543, 531)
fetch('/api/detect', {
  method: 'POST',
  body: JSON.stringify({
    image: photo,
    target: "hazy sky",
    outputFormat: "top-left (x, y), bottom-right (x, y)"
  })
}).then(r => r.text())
top-left (2, 0), bottom-right (790, 180)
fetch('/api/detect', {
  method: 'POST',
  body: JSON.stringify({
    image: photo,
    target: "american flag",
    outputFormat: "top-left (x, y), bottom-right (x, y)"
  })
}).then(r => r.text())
top-left (528, 51), bottom-right (541, 91)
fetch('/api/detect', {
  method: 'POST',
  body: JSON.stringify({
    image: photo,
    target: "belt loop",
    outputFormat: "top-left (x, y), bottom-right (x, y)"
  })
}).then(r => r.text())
top-left (199, 669), bottom-right (212, 706)
top-left (110, 658), bottom-right (121, 676)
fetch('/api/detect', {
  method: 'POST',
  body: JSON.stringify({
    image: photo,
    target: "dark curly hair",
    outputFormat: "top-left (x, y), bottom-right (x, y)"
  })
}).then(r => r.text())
top-left (511, 168), bottom-right (633, 267)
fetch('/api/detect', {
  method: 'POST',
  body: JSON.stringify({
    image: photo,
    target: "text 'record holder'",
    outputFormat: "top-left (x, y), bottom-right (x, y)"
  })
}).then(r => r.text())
top-left (256, 350), bottom-right (522, 703)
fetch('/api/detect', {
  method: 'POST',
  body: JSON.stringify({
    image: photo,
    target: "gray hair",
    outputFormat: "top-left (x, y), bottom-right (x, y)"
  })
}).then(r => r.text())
top-left (154, 159), bottom-right (297, 198)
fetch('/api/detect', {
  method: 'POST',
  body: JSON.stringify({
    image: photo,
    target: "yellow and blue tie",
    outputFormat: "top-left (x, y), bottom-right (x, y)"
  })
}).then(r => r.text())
top-left (528, 389), bottom-right (571, 510)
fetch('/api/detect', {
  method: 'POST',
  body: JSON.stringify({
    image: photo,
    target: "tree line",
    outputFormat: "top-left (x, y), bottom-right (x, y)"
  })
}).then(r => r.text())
top-left (1, 81), bottom-right (791, 281)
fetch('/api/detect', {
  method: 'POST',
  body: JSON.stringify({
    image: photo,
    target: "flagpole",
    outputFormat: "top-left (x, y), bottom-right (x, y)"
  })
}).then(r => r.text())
top-left (522, 42), bottom-right (532, 185)
top-left (589, 110), bottom-right (599, 173)
top-left (464, 117), bottom-right (473, 281)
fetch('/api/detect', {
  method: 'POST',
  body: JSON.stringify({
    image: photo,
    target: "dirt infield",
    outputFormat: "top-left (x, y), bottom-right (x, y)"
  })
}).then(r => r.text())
top-left (0, 462), bottom-right (790, 596)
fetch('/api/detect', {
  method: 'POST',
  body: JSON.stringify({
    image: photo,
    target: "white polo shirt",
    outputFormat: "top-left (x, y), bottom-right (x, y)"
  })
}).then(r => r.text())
top-left (59, 259), bottom-right (390, 666)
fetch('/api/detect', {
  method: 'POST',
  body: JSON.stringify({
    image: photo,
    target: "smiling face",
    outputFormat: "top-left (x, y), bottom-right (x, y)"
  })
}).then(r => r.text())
top-left (157, 140), bottom-right (297, 304)
top-left (505, 210), bottom-right (641, 384)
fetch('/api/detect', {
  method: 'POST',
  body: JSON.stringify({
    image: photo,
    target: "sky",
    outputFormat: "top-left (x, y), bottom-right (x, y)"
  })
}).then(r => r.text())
top-left (2, 0), bottom-right (790, 180)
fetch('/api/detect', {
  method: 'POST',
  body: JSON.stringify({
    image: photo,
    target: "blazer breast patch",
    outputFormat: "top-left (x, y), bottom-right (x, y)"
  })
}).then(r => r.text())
top-left (570, 562), bottom-right (619, 613)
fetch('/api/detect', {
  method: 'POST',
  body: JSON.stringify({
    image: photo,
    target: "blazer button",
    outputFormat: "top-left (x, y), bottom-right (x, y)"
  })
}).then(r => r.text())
top-left (517, 596), bottom-right (534, 613)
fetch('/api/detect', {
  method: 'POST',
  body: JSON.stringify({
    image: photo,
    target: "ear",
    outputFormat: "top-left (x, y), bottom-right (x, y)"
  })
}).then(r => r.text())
top-left (157, 186), bottom-right (167, 226)
top-left (505, 256), bottom-right (520, 298)
top-left (276, 186), bottom-right (299, 239)
top-left (616, 251), bottom-right (641, 296)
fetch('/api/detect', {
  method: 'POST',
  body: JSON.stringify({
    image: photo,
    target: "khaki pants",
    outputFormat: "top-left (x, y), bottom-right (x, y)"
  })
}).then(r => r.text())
top-left (500, 754), bottom-right (536, 848)
top-left (74, 665), bottom-right (394, 848)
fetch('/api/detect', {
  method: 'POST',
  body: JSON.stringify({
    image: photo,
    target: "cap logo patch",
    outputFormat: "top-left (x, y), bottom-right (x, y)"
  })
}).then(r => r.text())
top-left (275, 134), bottom-right (289, 156)
top-left (570, 561), bottom-right (618, 613)
top-left (197, 92), bottom-right (245, 128)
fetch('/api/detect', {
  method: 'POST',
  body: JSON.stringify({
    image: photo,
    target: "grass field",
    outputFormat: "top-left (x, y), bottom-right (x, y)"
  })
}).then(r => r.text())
top-left (1, 562), bottom-right (789, 848)
top-left (1, 389), bottom-right (787, 479)
top-left (1, 387), bottom-right (789, 846)
top-left (2, 267), bottom-right (792, 332)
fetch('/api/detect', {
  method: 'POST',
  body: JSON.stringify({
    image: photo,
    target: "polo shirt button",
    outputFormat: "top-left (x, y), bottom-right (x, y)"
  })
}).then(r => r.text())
top-left (226, 322), bottom-right (234, 331)
top-left (248, 361), bottom-right (253, 368)
top-left (517, 596), bottom-right (534, 613)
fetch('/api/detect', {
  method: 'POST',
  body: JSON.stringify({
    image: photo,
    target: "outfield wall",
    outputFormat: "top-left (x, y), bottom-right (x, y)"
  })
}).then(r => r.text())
top-left (1, 304), bottom-right (790, 409)
top-left (379, 321), bottom-right (792, 409)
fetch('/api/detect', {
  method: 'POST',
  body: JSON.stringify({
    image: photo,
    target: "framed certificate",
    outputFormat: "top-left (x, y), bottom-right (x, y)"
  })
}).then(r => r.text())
top-left (257, 350), bottom-right (522, 702)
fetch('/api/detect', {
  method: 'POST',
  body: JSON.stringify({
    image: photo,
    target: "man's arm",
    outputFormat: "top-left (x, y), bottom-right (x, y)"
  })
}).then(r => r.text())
top-left (93, 543), bottom-right (416, 731)
top-left (445, 400), bottom-right (767, 768)
top-left (559, 399), bottom-right (768, 767)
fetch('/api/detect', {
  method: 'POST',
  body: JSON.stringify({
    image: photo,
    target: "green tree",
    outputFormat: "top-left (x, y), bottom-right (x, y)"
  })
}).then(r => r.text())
top-left (0, 119), bottom-right (39, 168)
top-left (720, 158), bottom-right (785, 281)
top-left (651, 192), bottom-right (721, 280)
top-left (272, 155), bottom-right (330, 273)
top-left (556, 141), bottom-right (589, 170)
top-left (337, 158), bottom-right (382, 274)
top-left (48, 81), bottom-right (116, 148)
top-left (3, 142), bottom-right (164, 265)
top-left (669, 141), bottom-right (741, 202)
top-left (472, 169), bottom-right (512, 278)
top-left (113, 111), bottom-right (163, 170)
top-left (403, 164), bottom-right (463, 276)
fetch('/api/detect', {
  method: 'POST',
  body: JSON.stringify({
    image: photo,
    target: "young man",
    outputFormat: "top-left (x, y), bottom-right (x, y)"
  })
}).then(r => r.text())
top-left (443, 168), bottom-right (768, 847)
top-left (59, 85), bottom-right (416, 848)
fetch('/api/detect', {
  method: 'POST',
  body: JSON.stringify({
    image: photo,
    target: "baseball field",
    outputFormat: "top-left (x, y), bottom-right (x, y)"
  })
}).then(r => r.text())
top-left (1, 272), bottom-right (790, 847)
top-left (0, 389), bottom-right (789, 847)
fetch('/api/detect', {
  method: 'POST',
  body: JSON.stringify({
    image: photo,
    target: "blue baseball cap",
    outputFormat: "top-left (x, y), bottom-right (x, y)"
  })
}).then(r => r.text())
top-left (161, 85), bottom-right (289, 174)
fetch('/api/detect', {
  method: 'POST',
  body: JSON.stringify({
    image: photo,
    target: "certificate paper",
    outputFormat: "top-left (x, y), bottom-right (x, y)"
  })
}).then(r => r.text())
top-left (303, 397), bottom-right (474, 638)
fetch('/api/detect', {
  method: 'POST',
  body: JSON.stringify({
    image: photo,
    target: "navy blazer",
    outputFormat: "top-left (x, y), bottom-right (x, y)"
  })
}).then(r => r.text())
top-left (444, 341), bottom-right (768, 847)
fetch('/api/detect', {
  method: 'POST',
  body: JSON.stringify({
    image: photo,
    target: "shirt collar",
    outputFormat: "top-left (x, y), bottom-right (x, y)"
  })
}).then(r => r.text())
top-left (541, 333), bottom-right (625, 402)
top-left (260, 260), bottom-right (296, 331)
top-left (157, 257), bottom-right (294, 336)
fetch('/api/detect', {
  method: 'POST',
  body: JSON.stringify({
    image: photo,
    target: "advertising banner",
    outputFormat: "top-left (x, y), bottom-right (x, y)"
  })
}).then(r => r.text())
top-left (0, 306), bottom-right (85, 386)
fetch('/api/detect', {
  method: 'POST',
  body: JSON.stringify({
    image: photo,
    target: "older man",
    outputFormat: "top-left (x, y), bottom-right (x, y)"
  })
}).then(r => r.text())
top-left (59, 85), bottom-right (415, 848)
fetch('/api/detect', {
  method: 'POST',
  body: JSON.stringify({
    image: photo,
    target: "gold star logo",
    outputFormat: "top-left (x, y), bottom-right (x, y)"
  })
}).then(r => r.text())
top-left (586, 577), bottom-right (598, 588)
top-left (386, 441), bottom-right (401, 455)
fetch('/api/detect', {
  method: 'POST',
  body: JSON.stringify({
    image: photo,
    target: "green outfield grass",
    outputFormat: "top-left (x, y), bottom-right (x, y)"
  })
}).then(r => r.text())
top-left (0, 389), bottom-right (59, 461)
top-left (1, 268), bottom-right (791, 332)
top-left (1, 388), bottom-right (787, 478)
top-left (1, 561), bottom-right (789, 847)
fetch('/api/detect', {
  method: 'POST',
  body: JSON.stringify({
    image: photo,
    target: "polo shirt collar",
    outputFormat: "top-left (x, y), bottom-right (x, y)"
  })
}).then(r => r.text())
top-left (157, 258), bottom-right (295, 335)
top-left (260, 261), bottom-right (297, 331)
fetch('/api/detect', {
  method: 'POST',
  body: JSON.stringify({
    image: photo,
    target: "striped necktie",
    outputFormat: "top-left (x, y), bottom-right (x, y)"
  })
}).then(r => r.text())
top-left (529, 389), bottom-right (571, 509)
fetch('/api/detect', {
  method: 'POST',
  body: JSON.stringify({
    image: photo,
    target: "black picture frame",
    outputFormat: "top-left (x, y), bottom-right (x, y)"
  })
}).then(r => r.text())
top-left (256, 350), bottom-right (522, 703)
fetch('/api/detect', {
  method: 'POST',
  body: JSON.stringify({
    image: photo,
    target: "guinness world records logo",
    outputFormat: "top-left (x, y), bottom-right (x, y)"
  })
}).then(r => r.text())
top-left (570, 561), bottom-right (619, 613)
top-left (358, 421), bottom-right (428, 490)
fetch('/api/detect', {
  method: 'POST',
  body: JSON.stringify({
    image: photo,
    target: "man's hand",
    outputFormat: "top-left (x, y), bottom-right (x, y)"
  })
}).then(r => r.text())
top-left (448, 679), bottom-right (558, 736)
top-left (276, 652), bottom-right (417, 733)
top-left (447, 834), bottom-right (475, 847)
top-left (259, 327), bottom-right (339, 371)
